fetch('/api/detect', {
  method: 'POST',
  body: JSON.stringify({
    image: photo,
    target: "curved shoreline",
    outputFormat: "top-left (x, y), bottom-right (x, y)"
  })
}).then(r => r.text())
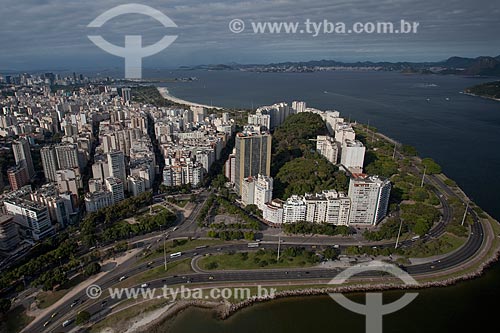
top-left (156, 87), bottom-right (224, 110)
top-left (130, 221), bottom-right (500, 333)
top-left (93, 91), bottom-right (500, 332)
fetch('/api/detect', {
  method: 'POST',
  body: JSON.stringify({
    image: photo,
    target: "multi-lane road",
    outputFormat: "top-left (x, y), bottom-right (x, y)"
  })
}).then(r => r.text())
top-left (29, 174), bottom-right (488, 333)
top-left (24, 138), bottom-right (488, 333)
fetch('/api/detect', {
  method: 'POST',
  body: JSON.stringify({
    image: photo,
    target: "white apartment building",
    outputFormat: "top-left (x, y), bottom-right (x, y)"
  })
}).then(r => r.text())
top-left (348, 174), bottom-right (391, 226)
top-left (105, 177), bottom-right (125, 204)
top-left (262, 199), bottom-right (284, 225)
top-left (335, 123), bottom-right (356, 144)
top-left (85, 190), bottom-right (113, 212)
top-left (128, 175), bottom-right (146, 197)
top-left (316, 135), bottom-right (339, 164)
top-left (3, 198), bottom-right (54, 241)
top-left (282, 195), bottom-right (307, 223)
top-left (341, 139), bottom-right (366, 174)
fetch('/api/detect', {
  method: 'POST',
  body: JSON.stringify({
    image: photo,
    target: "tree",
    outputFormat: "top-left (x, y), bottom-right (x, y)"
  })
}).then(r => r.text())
top-left (84, 262), bottom-right (101, 277)
top-left (323, 247), bottom-right (340, 260)
top-left (410, 187), bottom-right (429, 202)
top-left (75, 310), bottom-right (91, 325)
top-left (422, 158), bottom-right (442, 175)
top-left (0, 298), bottom-right (11, 314)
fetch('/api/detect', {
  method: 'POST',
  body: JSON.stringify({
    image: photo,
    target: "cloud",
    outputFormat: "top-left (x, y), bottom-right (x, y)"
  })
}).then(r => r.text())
top-left (0, 0), bottom-right (499, 70)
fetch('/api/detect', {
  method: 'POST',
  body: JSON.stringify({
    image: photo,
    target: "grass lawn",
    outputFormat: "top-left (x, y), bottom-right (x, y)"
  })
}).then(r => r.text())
top-left (140, 238), bottom-right (231, 262)
top-left (0, 305), bottom-right (34, 333)
top-left (36, 274), bottom-right (87, 309)
top-left (112, 258), bottom-right (194, 290)
top-left (404, 232), bottom-right (466, 258)
top-left (199, 249), bottom-right (318, 271)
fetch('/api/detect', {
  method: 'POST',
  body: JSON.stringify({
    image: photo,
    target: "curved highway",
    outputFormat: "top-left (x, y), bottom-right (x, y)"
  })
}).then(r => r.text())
top-left (31, 174), bottom-right (487, 333)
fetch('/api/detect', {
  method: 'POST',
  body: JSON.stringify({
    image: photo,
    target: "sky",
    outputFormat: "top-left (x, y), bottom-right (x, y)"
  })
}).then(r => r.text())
top-left (0, 0), bottom-right (499, 71)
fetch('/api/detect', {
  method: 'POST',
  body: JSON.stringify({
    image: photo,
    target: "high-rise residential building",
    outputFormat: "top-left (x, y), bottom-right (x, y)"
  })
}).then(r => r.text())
top-left (41, 145), bottom-right (59, 182)
top-left (348, 174), bottom-right (391, 226)
top-left (303, 190), bottom-right (351, 225)
top-left (85, 190), bottom-right (113, 212)
top-left (282, 195), bottom-right (307, 223)
top-left (105, 177), bottom-right (125, 204)
top-left (0, 214), bottom-right (20, 252)
top-left (13, 138), bottom-right (35, 179)
top-left (56, 168), bottom-right (82, 195)
top-left (55, 143), bottom-right (80, 171)
top-left (234, 130), bottom-right (272, 195)
top-left (92, 158), bottom-right (110, 182)
top-left (292, 101), bottom-right (307, 113)
top-left (224, 150), bottom-right (236, 184)
top-left (121, 87), bottom-right (131, 104)
top-left (41, 144), bottom-right (81, 182)
top-left (241, 175), bottom-right (273, 210)
top-left (241, 177), bottom-right (256, 206)
top-left (128, 175), bottom-right (145, 197)
top-left (247, 114), bottom-right (271, 130)
top-left (262, 199), bottom-right (284, 225)
top-left (7, 164), bottom-right (30, 190)
top-left (107, 150), bottom-right (127, 186)
top-left (31, 184), bottom-right (76, 227)
top-left (255, 102), bottom-right (291, 129)
top-left (334, 123), bottom-right (356, 144)
top-left (3, 198), bottom-right (54, 241)
top-left (340, 139), bottom-right (366, 174)
top-left (254, 174), bottom-right (273, 210)
top-left (316, 135), bottom-right (339, 164)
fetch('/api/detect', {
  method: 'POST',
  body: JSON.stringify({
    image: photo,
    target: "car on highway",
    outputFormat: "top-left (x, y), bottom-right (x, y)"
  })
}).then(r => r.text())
top-left (62, 319), bottom-right (73, 327)
top-left (51, 311), bottom-right (58, 318)
top-left (43, 320), bottom-right (51, 327)
top-left (208, 276), bottom-right (214, 280)
top-left (141, 283), bottom-right (149, 288)
top-left (119, 275), bottom-right (127, 282)
top-left (70, 299), bottom-right (79, 308)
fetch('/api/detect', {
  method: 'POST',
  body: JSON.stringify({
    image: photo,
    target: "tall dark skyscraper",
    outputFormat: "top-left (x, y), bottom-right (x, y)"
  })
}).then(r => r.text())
top-left (13, 138), bottom-right (35, 179)
top-left (234, 129), bottom-right (272, 195)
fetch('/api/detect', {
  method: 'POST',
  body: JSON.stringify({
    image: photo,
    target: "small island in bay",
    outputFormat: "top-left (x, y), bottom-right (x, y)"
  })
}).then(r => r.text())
top-left (464, 81), bottom-right (500, 101)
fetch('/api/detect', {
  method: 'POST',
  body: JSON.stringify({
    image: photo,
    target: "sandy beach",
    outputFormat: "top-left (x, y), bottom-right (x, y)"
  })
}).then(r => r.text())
top-left (157, 87), bottom-right (223, 110)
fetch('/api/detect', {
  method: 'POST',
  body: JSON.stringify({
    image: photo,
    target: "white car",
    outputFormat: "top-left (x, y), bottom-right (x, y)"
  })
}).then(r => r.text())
top-left (140, 283), bottom-right (149, 288)
top-left (119, 275), bottom-right (127, 282)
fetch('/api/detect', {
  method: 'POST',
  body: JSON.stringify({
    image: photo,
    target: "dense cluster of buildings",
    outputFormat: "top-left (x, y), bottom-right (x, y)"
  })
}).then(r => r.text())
top-left (0, 72), bottom-right (236, 253)
top-left (228, 101), bottom-right (391, 227)
top-left (152, 106), bottom-right (234, 189)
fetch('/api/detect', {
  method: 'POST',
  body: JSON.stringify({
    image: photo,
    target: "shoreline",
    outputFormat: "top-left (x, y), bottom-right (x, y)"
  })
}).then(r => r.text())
top-left (128, 216), bottom-right (500, 333)
top-left (156, 87), bottom-right (224, 110)
top-left (96, 110), bottom-right (500, 332)
top-left (462, 91), bottom-right (500, 102)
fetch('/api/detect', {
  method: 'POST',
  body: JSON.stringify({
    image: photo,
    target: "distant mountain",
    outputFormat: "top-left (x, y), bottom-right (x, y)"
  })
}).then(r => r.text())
top-left (463, 57), bottom-right (500, 76)
top-left (182, 54), bottom-right (500, 76)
